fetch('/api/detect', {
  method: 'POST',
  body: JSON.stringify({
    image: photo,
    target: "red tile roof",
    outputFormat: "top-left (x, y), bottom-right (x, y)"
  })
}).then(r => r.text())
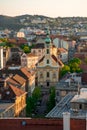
top-left (13, 74), bottom-right (26, 85)
top-left (7, 78), bottom-right (20, 85)
top-left (38, 56), bottom-right (45, 63)
top-left (58, 48), bottom-right (67, 53)
top-left (51, 55), bottom-right (64, 66)
top-left (20, 67), bottom-right (31, 79)
top-left (9, 84), bottom-right (25, 97)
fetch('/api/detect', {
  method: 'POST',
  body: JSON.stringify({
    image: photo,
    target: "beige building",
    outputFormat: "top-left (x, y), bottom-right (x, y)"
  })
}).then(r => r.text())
top-left (31, 43), bottom-right (45, 60)
top-left (21, 53), bottom-right (38, 69)
top-left (37, 30), bottom-right (64, 88)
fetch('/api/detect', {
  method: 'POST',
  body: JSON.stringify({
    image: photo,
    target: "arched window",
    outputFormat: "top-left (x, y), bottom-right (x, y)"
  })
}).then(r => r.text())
top-left (47, 59), bottom-right (49, 64)
top-left (47, 49), bottom-right (49, 54)
top-left (47, 72), bottom-right (49, 77)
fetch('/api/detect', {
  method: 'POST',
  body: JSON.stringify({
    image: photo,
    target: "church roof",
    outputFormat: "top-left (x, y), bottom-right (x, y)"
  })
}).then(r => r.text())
top-left (37, 54), bottom-right (63, 67)
top-left (38, 56), bottom-right (45, 63)
top-left (51, 55), bottom-right (64, 67)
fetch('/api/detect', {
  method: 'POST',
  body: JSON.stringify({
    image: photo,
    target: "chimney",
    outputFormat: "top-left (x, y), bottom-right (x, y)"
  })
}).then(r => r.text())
top-left (63, 112), bottom-right (70, 130)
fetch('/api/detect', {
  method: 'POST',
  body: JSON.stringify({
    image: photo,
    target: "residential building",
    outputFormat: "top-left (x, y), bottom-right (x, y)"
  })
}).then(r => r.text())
top-left (46, 88), bottom-right (87, 119)
top-left (56, 72), bottom-right (82, 103)
top-left (57, 48), bottom-right (68, 63)
top-left (21, 53), bottom-right (38, 69)
top-left (31, 43), bottom-right (45, 60)
top-left (0, 67), bottom-right (35, 96)
top-left (0, 84), bottom-right (27, 117)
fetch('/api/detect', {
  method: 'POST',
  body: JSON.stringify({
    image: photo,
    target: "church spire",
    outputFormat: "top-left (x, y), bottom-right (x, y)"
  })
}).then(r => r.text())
top-left (45, 28), bottom-right (51, 44)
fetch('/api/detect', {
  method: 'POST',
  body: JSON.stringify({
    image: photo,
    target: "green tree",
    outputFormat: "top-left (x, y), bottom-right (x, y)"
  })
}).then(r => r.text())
top-left (69, 58), bottom-right (81, 64)
top-left (47, 87), bottom-right (55, 112)
top-left (69, 58), bottom-right (82, 73)
top-left (26, 87), bottom-right (41, 116)
top-left (23, 46), bottom-right (30, 53)
top-left (32, 87), bottom-right (41, 101)
top-left (60, 65), bottom-right (70, 77)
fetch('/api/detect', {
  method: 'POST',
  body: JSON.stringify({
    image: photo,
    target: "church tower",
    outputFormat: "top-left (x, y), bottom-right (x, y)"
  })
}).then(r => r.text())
top-left (37, 28), bottom-right (64, 89)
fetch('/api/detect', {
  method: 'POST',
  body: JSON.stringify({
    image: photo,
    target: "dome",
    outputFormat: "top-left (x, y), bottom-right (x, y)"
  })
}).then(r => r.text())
top-left (45, 37), bottom-right (51, 43)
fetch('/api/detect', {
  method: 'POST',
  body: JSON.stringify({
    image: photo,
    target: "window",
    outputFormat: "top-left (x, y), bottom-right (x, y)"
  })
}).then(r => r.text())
top-left (39, 50), bottom-right (41, 52)
top-left (47, 72), bottom-right (49, 77)
top-left (47, 49), bottom-right (49, 54)
top-left (79, 104), bottom-right (82, 109)
top-left (47, 82), bottom-right (49, 86)
top-left (47, 59), bottom-right (49, 64)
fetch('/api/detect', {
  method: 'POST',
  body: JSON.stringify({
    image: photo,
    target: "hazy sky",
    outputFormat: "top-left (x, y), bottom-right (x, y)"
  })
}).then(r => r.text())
top-left (0, 0), bottom-right (87, 17)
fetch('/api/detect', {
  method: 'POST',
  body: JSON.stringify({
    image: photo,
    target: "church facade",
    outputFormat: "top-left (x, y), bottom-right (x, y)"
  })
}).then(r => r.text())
top-left (36, 29), bottom-right (64, 88)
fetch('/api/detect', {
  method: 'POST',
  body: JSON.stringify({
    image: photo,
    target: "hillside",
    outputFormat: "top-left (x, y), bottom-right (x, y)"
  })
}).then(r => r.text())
top-left (0, 14), bottom-right (87, 31)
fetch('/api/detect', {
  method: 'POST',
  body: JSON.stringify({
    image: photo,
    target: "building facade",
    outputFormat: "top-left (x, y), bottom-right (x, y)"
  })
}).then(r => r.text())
top-left (37, 29), bottom-right (64, 88)
top-left (21, 53), bottom-right (38, 69)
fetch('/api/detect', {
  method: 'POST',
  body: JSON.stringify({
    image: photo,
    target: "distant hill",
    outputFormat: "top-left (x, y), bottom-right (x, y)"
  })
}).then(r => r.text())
top-left (0, 14), bottom-right (87, 31)
top-left (0, 14), bottom-right (51, 30)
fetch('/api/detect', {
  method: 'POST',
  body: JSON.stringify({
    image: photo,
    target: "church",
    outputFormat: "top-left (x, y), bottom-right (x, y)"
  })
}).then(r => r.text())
top-left (36, 29), bottom-right (64, 88)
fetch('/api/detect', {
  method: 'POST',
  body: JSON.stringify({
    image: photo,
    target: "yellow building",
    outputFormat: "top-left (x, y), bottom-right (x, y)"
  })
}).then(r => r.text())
top-left (0, 84), bottom-right (27, 118)
top-left (37, 29), bottom-right (64, 88)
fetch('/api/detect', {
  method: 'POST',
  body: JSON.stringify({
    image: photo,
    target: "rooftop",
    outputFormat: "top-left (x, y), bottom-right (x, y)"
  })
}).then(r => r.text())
top-left (13, 74), bottom-right (26, 85)
top-left (32, 43), bottom-right (45, 49)
top-left (0, 103), bottom-right (14, 113)
top-left (46, 93), bottom-right (87, 119)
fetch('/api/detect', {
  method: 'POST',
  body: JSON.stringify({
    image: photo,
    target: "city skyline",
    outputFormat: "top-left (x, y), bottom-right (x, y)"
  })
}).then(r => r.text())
top-left (0, 0), bottom-right (87, 18)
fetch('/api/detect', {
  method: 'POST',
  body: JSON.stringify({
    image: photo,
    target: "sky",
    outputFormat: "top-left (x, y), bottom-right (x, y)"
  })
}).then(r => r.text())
top-left (0, 0), bottom-right (87, 17)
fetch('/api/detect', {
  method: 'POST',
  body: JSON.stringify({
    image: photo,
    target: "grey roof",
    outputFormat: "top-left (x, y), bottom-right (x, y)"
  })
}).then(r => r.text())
top-left (46, 93), bottom-right (87, 119)
top-left (32, 43), bottom-right (45, 49)
top-left (0, 103), bottom-right (14, 113)
top-left (46, 93), bottom-right (74, 118)
top-left (10, 47), bottom-right (20, 52)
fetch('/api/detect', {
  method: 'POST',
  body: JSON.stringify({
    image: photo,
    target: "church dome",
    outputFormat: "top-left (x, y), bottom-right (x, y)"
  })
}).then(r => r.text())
top-left (45, 37), bottom-right (51, 43)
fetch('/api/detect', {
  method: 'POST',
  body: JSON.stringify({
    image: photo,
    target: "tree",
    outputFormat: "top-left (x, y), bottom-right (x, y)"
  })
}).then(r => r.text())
top-left (23, 46), bottom-right (30, 53)
top-left (69, 58), bottom-right (82, 73)
top-left (60, 65), bottom-right (70, 77)
top-left (26, 87), bottom-right (41, 116)
top-left (32, 87), bottom-right (41, 101)
top-left (47, 87), bottom-right (55, 112)
top-left (60, 58), bottom-right (82, 78)
top-left (69, 58), bottom-right (81, 65)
